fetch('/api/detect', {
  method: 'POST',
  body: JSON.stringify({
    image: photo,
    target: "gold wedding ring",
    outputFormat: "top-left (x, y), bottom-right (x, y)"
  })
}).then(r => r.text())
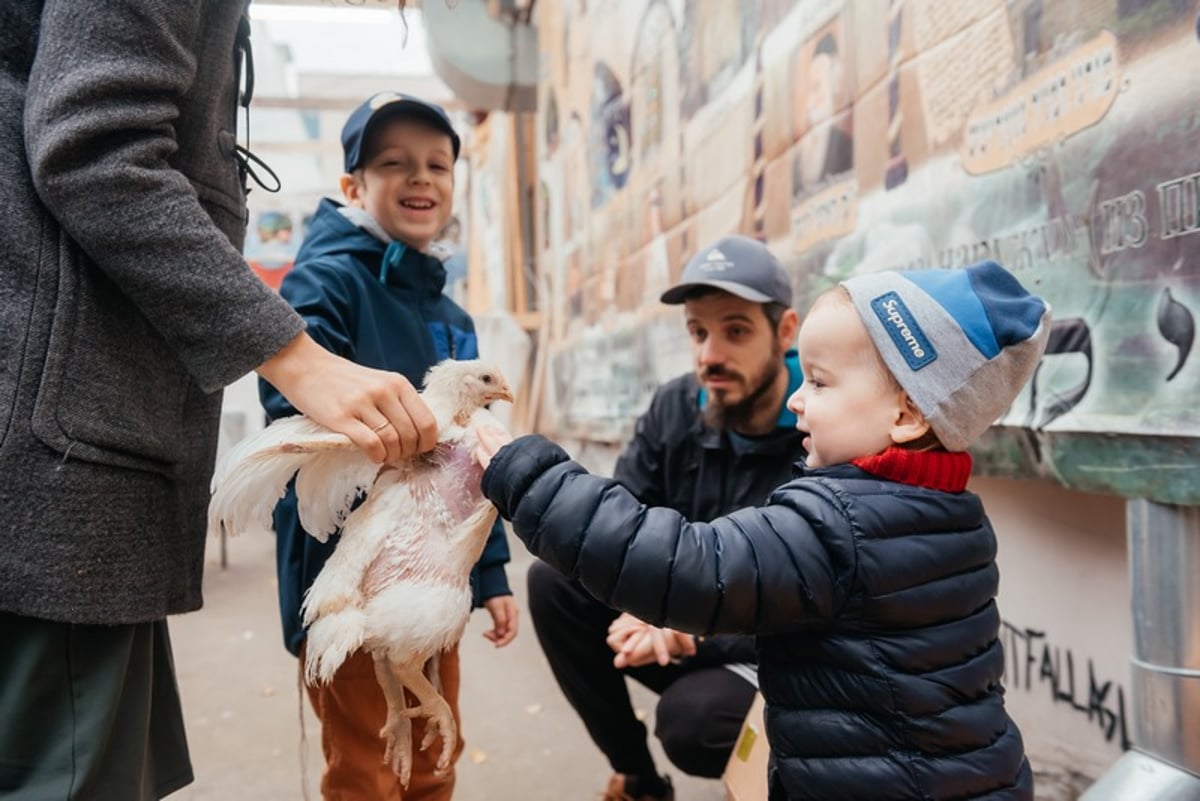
top-left (371, 421), bottom-right (390, 433)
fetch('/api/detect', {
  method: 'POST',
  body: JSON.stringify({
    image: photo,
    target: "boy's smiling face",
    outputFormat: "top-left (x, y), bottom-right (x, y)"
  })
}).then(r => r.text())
top-left (787, 291), bottom-right (923, 467)
top-left (342, 117), bottom-right (454, 251)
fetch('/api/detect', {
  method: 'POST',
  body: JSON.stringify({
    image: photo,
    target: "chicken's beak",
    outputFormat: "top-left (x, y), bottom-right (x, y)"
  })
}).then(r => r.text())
top-left (487, 384), bottom-right (515, 404)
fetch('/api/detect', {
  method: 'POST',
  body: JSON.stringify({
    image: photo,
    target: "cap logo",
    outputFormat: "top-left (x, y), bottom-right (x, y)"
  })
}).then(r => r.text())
top-left (870, 291), bottom-right (937, 370)
top-left (698, 248), bottom-right (732, 271)
top-left (369, 92), bottom-right (404, 110)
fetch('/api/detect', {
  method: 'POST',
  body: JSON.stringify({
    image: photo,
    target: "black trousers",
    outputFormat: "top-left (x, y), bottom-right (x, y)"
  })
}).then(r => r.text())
top-left (527, 560), bottom-right (756, 780)
top-left (0, 613), bottom-right (193, 801)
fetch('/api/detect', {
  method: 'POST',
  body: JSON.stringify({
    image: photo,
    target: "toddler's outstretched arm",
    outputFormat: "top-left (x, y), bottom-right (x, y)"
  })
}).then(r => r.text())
top-left (480, 434), bottom-right (856, 636)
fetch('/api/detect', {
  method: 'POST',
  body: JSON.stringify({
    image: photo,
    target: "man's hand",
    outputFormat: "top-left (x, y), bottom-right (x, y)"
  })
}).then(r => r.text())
top-left (606, 612), bottom-right (697, 668)
top-left (482, 595), bottom-right (519, 647)
top-left (257, 332), bottom-right (438, 463)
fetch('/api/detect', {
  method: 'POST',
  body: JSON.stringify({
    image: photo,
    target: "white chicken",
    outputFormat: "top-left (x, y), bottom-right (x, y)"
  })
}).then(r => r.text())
top-left (207, 359), bottom-right (513, 785)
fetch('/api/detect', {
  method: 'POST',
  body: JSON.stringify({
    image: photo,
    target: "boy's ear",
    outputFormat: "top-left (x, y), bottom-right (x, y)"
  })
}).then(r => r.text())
top-left (890, 393), bottom-right (932, 446)
top-left (340, 172), bottom-right (365, 207)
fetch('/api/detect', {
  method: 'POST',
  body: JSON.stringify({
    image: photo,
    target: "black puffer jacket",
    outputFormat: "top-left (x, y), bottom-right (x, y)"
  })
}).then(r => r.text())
top-left (613, 364), bottom-right (806, 665)
top-left (483, 436), bottom-right (1032, 801)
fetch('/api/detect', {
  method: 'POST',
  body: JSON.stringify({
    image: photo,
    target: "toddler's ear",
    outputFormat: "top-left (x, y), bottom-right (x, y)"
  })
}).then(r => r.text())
top-left (890, 393), bottom-right (932, 446)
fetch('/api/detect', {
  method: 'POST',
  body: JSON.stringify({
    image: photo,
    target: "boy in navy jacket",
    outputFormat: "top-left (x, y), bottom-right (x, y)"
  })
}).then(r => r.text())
top-left (477, 261), bottom-right (1046, 800)
top-left (261, 93), bottom-right (517, 801)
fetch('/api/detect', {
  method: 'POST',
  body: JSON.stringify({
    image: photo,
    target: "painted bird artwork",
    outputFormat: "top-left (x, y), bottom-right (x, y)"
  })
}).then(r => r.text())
top-left (207, 359), bottom-right (513, 784)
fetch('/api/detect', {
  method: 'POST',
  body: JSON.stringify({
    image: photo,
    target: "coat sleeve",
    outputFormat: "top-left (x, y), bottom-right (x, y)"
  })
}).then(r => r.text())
top-left (614, 386), bottom-right (758, 663)
top-left (259, 260), bottom-right (358, 421)
top-left (482, 435), bottom-right (858, 636)
top-left (612, 389), bottom-right (669, 507)
top-left (690, 634), bottom-right (758, 667)
top-left (470, 519), bottom-right (513, 606)
top-left (24, 0), bottom-right (302, 392)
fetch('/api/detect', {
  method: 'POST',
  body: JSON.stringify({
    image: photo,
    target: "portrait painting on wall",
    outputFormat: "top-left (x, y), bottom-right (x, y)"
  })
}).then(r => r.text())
top-left (791, 24), bottom-right (855, 202)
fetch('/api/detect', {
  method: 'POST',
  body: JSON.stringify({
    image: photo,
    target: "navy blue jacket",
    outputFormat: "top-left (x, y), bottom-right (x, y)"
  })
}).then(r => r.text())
top-left (612, 354), bottom-right (806, 666)
top-left (483, 437), bottom-right (1032, 801)
top-left (261, 198), bottom-right (511, 657)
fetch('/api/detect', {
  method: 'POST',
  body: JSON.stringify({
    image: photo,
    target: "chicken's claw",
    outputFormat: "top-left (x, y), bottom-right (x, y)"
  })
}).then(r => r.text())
top-left (403, 697), bottom-right (457, 774)
top-left (380, 712), bottom-right (414, 786)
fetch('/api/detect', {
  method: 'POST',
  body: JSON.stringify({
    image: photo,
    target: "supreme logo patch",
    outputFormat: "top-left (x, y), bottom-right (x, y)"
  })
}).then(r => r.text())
top-left (870, 291), bottom-right (937, 370)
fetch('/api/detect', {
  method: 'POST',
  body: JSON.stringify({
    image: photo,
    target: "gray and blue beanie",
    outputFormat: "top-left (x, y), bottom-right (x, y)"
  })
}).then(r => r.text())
top-left (840, 260), bottom-right (1051, 451)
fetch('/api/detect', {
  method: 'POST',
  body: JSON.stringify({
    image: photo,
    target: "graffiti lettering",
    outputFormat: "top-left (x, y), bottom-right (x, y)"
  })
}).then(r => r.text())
top-left (915, 176), bottom-right (1191, 273)
top-left (1158, 170), bottom-right (1200, 240)
top-left (1001, 620), bottom-right (1130, 751)
top-left (1095, 190), bottom-right (1149, 254)
top-left (1009, 215), bottom-right (1081, 267)
top-left (924, 214), bottom-right (1083, 272)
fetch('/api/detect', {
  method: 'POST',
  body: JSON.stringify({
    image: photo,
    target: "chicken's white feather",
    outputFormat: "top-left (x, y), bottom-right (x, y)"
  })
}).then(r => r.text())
top-left (305, 607), bottom-right (368, 684)
top-left (294, 449), bottom-right (378, 543)
top-left (367, 581), bottom-right (473, 657)
top-left (207, 415), bottom-right (366, 542)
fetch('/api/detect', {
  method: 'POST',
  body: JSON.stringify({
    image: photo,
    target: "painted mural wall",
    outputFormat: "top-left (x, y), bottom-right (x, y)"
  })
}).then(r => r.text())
top-left (529, 0), bottom-right (1200, 503)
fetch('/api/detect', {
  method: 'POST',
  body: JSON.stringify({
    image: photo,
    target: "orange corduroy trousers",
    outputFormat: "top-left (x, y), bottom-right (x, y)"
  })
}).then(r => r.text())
top-left (301, 644), bottom-right (465, 801)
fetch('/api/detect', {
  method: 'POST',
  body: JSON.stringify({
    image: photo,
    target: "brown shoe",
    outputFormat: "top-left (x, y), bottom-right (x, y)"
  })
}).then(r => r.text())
top-left (601, 774), bottom-right (674, 801)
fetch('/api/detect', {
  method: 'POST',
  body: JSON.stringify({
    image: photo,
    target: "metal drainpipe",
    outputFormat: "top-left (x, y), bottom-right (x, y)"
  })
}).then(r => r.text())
top-left (1081, 500), bottom-right (1200, 800)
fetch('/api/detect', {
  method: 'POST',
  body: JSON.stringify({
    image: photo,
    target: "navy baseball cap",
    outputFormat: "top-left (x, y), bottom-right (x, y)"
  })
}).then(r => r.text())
top-left (661, 235), bottom-right (793, 307)
top-left (341, 92), bottom-right (461, 173)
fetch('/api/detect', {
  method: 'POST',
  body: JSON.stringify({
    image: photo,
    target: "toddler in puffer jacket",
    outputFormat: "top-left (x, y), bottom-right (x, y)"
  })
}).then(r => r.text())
top-left (476, 260), bottom-right (1047, 801)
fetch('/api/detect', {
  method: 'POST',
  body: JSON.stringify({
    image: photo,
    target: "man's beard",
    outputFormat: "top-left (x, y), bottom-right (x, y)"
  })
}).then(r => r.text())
top-left (701, 349), bottom-right (783, 433)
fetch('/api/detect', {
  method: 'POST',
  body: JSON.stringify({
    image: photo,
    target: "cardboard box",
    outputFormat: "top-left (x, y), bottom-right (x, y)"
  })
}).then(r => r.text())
top-left (722, 692), bottom-right (769, 801)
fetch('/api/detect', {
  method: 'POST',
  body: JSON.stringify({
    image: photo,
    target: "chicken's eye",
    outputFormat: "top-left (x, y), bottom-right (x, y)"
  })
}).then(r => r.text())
top-left (480, 374), bottom-right (493, 384)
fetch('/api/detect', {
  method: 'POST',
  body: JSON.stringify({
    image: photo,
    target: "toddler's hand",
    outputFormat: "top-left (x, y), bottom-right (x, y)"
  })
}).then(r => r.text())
top-left (482, 594), bottom-right (519, 648)
top-left (474, 426), bottom-right (514, 470)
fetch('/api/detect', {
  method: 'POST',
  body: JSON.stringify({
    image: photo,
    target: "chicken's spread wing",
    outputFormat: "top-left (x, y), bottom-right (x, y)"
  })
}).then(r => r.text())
top-left (208, 415), bottom-right (377, 542)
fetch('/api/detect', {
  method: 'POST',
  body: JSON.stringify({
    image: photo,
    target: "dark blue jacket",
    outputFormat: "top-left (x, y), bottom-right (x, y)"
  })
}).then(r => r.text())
top-left (612, 354), bottom-right (806, 666)
top-left (483, 437), bottom-right (1032, 801)
top-left (261, 198), bottom-right (511, 657)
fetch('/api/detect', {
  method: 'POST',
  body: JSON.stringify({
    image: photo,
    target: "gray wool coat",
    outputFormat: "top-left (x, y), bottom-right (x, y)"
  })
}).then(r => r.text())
top-left (0, 1), bottom-right (305, 624)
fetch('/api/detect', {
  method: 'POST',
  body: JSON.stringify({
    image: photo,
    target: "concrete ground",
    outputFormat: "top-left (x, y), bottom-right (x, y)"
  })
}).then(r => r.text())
top-left (169, 532), bottom-right (728, 801)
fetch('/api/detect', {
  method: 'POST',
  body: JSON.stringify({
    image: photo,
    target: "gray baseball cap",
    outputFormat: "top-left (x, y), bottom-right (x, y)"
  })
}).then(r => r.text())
top-left (660, 235), bottom-right (793, 307)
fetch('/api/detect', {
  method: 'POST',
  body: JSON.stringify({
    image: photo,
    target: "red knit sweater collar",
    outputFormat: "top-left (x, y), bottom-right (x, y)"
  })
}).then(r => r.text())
top-left (849, 447), bottom-right (972, 492)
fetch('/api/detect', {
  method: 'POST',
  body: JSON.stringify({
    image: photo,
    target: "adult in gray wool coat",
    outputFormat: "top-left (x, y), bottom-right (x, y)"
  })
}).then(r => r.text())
top-left (0, 3), bottom-right (434, 799)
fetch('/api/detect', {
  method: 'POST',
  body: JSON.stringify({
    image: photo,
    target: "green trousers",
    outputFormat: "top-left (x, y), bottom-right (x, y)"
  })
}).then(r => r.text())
top-left (0, 613), bottom-right (192, 801)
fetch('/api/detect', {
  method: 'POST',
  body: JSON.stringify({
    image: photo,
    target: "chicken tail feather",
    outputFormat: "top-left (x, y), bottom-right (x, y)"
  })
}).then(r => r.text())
top-left (304, 607), bottom-right (367, 685)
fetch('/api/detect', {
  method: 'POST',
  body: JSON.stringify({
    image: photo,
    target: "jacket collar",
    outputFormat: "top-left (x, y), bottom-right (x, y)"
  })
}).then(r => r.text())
top-left (297, 199), bottom-right (447, 296)
top-left (338, 204), bottom-right (392, 244)
top-left (851, 448), bottom-right (972, 492)
top-left (803, 448), bottom-right (973, 492)
top-left (378, 241), bottom-right (447, 295)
